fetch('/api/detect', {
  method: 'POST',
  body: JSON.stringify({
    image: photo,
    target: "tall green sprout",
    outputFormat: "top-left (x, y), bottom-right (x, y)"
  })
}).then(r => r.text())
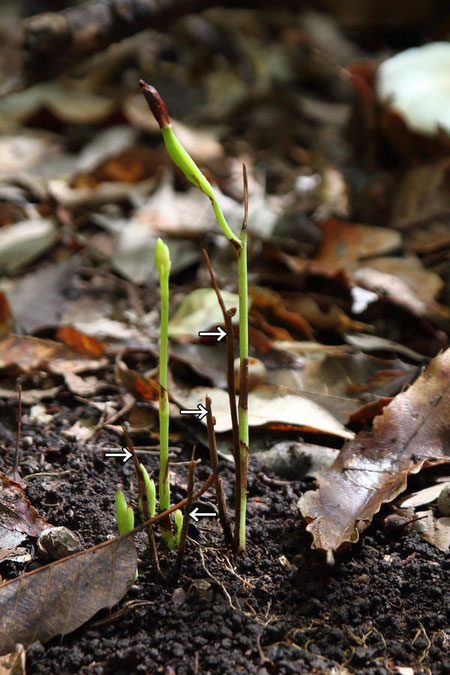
top-left (155, 237), bottom-right (173, 545)
top-left (140, 80), bottom-right (249, 553)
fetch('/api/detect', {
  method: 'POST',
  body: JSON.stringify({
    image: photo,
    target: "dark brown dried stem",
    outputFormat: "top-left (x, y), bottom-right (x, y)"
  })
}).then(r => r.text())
top-left (175, 447), bottom-right (196, 575)
top-left (205, 396), bottom-right (233, 546)
top-left (122, 426), bottom-right (160, 579)
top-left (201, 248), bottom-right (241, 539)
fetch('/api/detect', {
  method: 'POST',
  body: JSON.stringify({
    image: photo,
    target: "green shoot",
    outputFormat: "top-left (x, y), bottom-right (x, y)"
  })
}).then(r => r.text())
top-left (236, 176), bottom-right (249, 553)
top-left (174, 509), bottom-right (183, 548)
top-left (140, 80), bottom-right (250, 554)
top-left (115, 489), bottom-right (135, 535)
top-left (155, 237), bottom-right (174, 546)
top-left (138, 464), bottom-right (156, 520)
top-left (140, 80), bottom-right (241, 251)
top-left (115, 490), bottom-right (138, 580)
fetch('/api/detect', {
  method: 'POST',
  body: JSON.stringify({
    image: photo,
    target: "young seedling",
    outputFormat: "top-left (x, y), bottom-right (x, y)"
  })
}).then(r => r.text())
top-left (122, 426), bottom-right (159, 577)
top-left (174, 509), bottom-right (183, 548)
top-left (138, 463), bottom-right (156, 519)
top-left (155, 237), bottom-right (175, 548)
top-left (140, 81), bottom-right (250, 554)
top-left (115, 489), bottom-right (134, 535)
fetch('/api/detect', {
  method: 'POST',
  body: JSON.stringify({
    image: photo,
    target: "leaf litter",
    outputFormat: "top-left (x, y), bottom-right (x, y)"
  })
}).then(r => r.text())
top-left (0, 3), bottom-right (449, 672)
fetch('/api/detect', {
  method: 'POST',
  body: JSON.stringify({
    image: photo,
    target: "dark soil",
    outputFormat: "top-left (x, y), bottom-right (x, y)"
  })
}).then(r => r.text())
top-left (1, 401), bottom-right (448, 675)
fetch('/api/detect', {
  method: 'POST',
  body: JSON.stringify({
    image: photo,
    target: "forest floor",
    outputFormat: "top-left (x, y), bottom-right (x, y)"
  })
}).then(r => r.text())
top-left (0, 2), bottom-right (449, 674)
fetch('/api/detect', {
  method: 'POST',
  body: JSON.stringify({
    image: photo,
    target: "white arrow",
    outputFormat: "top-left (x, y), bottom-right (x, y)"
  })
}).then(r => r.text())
top-left (189, 507), bottom-right (218, 522)
top-left (104, 447), bottom-right (132, 463)
top-left (198, 326), bottom-right (227, 342)
top-left (180, 403), bottom-right (208, 421)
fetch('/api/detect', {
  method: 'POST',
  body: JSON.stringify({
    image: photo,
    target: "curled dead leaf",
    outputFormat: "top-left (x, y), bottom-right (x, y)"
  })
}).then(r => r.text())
top-left (298, 349), bottom-right (450, 555)
top-left (0, 472), bottom-right (49, 549)
top-left (0, 534), bottom-right (136, 655)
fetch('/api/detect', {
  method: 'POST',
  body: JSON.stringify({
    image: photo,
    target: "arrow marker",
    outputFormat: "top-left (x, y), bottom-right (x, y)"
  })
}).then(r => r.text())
top-left (104, 447), bottom-right (132, 463)
top-left (198, 326), bottom-right (227, 342)
top-left (189, 507), bottom-right (218, 522)
top-left (180, 403), bottom-right (208, 421)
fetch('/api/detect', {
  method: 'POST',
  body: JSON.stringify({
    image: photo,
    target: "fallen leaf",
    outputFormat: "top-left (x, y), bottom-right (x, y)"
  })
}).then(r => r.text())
top-left (0, 335), bottom-right (106, 377)
top-left (268, 342), bottom-right (416, 423)
top-left (115, 359), bottom-right (160, 402)
top-left (168, 288), bottom-right (240, 338)
top-left (316, 218), bottom-right (401, 265)
top-left (352, 265), bottom-right (450, 328)
top-left (0, 534), bottom-right (136, 655)
top-left (391, 158), bottom-right (450, 229)
top-left (48, 176), bottom-right (156, 209)
top-left (397, 482), bottom-right (450, 509)
top-left (0, 472), bottom-right (49, 549)
top-left (0, 131), bottom-right (61, 180)
top-left (352, 256), bottom-right (443, 304)
top-left (171, 383), bottom-right (354, 439)
top-left (344, 333), bottom-right (425, 362)
top-left (0, 82), bottom-right (114, 127)
top-left (0, 219), bottom-right (57, 273)
top-left (56, 326), bottom-right (107, 358)
top-left (298, 349), bottom-right (450, 555)
top-left (283, 295), bottom-right (372, 333)
top-left (7, 257), bottom-right (81, 334)
top-left (414, 510), bottom-right (450, 552)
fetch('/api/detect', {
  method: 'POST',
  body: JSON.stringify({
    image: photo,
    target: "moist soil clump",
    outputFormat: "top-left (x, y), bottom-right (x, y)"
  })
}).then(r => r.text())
top-left (2, 403), bottom-right (448, 675)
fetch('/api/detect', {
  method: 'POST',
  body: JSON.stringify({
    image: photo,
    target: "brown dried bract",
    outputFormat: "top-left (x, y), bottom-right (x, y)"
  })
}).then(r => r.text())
top-left (139, 80), bottom-right (171, 129)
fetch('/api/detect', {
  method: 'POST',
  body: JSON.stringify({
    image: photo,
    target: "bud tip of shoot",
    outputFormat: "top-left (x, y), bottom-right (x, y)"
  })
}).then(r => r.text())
top-left (139, 79), bottom-right (171, 129)
top-left (155, 237), bottom-right (171, 274)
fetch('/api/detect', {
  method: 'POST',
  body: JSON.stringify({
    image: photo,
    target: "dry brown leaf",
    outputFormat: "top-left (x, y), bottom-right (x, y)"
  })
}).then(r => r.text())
top-left (298, 349), bottom-right (450, 555)
top-left (56, 326), bottom-right (107, 358)
top-left (397, 481), bottom-right (450, 509)
top-left (0, 472), bottom-right (49, 549)
top-left (115, 359), bottom-right (160, 402)
top-left (0, 534), bottom-right (136, 655)
top-left (414, 510), bottom-right (450, 552)
top-left (0, 335), bottom-right (106, 376)
top-left (352, 265), bottom-right (450, 328)
top-left (316, 218), bottom-right (401, 265)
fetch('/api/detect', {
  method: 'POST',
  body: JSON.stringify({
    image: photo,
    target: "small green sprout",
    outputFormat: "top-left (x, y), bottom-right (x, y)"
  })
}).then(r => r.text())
top-left (115, 489), bottom-right (138, 581)
top-left (174, 509), bottom-right (183, 548)
top-left (115, 489), bottom-right (134, 535)
top-left (138, 464), bottom-right (156, 520)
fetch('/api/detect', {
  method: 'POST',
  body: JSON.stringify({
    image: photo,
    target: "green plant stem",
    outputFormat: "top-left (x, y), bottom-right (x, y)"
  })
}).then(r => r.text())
top-left (159, 265), bottom-right (170, 514)
top-left (236, 226), bottom-right (249, 554)
top-left (161, 127), bottom-right (241, 250)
